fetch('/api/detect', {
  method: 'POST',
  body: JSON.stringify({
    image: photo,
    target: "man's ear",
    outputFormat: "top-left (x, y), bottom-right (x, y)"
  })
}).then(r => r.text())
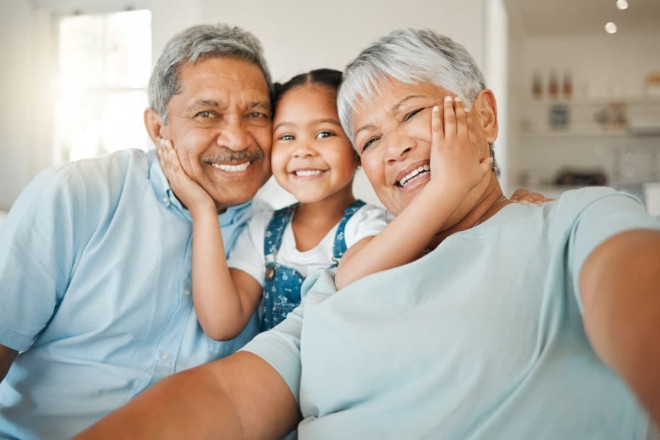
top-left (144, 108), bottom-right (165, 146)
top-left (474, 89), bottom-right (498, 143)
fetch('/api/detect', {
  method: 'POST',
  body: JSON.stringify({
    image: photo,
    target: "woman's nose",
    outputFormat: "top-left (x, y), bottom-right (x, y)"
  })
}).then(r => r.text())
top-left (384, 131), bottom-right (415, 163)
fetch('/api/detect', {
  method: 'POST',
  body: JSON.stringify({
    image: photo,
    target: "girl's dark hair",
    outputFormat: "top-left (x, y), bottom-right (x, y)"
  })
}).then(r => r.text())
top-left (273, 68), bottom-right (342, 107)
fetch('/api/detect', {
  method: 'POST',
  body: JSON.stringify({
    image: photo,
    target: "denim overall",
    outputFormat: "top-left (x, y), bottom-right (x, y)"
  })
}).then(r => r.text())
top-left (260, 199), bottom-right (366, 331)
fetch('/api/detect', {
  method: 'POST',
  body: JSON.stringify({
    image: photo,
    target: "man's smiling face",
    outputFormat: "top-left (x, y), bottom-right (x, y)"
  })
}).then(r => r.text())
top-left (160, 57), bottom-right (272, 212)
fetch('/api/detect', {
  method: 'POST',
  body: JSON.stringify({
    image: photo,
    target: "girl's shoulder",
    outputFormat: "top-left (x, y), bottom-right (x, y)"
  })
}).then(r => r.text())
top-left (344, 201), bottom-right (392, 247)
top-left (353, 201), bottom-right (393, 223)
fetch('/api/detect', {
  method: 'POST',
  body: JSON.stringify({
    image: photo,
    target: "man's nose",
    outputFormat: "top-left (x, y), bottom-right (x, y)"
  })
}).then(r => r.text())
top-left (216, 119), bottom-right (249, 151)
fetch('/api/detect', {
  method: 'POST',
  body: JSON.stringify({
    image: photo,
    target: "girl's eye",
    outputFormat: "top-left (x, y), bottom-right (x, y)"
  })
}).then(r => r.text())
top-left (316, 131), bottom-right (334, 139)
top-left (404, 108), bottom-right (424, 121)
top-left (278, 134), bottom-right (294, 141)
top-left (361, 137), bottom-right (378, 152)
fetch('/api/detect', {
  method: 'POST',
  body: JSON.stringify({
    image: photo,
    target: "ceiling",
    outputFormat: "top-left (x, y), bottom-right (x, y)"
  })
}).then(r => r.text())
top-left (505, 0), bottom-right (660, 37)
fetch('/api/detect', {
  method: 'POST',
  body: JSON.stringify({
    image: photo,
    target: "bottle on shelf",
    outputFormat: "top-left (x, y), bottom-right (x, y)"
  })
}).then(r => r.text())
top-left (532, 71), bottom-right (543, 100)
top-left (548, 70), bottom-right (560, 100)
top-left (562, 70), bottom-right (573, 100)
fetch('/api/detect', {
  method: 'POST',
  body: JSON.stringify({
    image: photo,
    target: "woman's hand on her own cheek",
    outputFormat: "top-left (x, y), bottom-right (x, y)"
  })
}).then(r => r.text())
top-left (509, 188), bottom-right (553, 204)
top-left (155, 139), bottom-right (215, 213)
top-left (429, 96), bottom-right (493, 194)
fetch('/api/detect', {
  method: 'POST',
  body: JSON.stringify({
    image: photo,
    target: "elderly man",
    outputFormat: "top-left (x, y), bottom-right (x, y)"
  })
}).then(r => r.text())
top-left (0, 24), bottom-right (273, 439)
top-left (77, 28), bottom-right (660, 439)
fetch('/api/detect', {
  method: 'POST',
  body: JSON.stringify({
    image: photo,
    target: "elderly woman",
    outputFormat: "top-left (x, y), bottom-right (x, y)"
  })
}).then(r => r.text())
top-left (77, 29), bottom-right (660, 439)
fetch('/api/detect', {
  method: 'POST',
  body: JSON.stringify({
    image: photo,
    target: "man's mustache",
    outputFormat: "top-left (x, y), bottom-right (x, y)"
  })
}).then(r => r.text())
top-left (201, 149), bottom-right (265, 163)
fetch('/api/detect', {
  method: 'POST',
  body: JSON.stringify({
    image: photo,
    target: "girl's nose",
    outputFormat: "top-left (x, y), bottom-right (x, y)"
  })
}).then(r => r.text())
top-left (292, 141), bottom-right (316, 158)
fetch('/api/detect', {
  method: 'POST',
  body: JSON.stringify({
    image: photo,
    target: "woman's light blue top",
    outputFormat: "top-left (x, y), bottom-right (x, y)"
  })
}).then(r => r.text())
top-left (244, 187), bottom-right (660, 439)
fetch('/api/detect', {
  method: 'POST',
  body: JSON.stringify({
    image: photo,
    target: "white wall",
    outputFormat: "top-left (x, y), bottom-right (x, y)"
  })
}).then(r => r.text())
top-left (0, 0), bottom-right (35, 211)
top-left (0, 0), bottom-right (505, 211)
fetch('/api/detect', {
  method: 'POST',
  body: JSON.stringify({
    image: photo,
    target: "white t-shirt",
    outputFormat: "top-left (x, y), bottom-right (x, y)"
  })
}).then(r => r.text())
top-left (228, 202), bottom-right (390, 285)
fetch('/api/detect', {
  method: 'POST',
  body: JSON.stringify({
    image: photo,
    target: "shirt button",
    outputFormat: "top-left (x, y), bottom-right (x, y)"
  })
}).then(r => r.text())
top-left (184, 288), bottom-right (191, 296)
top-left (162, 196), bottom-right (168, 203)
top-left (160, 352), bottom-right (170, 361)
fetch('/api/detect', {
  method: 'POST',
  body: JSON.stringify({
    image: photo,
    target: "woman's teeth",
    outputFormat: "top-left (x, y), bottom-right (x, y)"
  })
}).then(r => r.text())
top-left (398, 164), bottom-right (430, 187)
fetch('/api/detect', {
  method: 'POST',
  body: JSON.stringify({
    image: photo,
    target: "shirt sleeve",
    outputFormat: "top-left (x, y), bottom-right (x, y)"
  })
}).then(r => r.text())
top-left (566, 188), bottom-right (660, 311)
top-left (0, 167), bottom-right (82, 351)
top-left (227, 208), bottom-right (272, 287)
top-left (344, 203), bottom-right (391, 248)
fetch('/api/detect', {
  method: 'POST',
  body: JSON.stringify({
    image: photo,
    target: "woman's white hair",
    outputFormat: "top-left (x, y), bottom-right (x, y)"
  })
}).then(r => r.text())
top-left (337, 28), bottom-right (486, 143)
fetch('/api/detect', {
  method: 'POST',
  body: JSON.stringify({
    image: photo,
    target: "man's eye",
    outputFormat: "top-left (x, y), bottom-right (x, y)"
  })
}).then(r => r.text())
top-left (248, 112), bottom-right (270, 120)
top-left (196, 111), bottom-right (215, 118)
top-left (316, 131), bottom-right (333, 139)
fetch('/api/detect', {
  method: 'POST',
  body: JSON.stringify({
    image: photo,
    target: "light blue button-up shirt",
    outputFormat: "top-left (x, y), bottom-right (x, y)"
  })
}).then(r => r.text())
top-left (0, 149), bottom-right (259, 439)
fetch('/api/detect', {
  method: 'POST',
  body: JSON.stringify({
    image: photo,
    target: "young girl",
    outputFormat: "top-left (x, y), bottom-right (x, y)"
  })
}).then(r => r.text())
top-left (157, 69), bottom-right (542, 340)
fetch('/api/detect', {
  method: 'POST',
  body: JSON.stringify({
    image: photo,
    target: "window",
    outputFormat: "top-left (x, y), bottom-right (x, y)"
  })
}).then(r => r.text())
top-left (54, 9), bottom-right (151, 163)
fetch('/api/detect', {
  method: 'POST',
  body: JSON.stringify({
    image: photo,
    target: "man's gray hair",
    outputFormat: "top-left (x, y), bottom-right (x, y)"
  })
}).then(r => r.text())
top-left (337, 28), bottom-right (486, 143)
top-left (148, 23), bottom-right (273, 123)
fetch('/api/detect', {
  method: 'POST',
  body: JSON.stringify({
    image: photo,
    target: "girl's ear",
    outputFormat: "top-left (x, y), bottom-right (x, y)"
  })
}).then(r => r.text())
top-left (144, 108), bottom-right (165, 145)
top-left (474, 89), bottom-right (498, 143)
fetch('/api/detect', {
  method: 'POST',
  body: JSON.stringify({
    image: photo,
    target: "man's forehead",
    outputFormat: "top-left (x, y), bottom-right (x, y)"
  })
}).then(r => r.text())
top-left (178, 58), bottom-right (268, 92)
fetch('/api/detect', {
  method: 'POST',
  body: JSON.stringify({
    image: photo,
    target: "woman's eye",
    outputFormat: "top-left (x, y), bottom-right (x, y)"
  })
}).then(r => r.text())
top-left (361, 137), bottom-right (378, 152)
top-left (404, 108), bottom-right (424, 121)
top-left (316, 131), bottom-right (333, 139)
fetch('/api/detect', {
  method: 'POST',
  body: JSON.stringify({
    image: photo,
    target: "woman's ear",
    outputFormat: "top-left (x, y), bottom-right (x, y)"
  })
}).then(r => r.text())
top-left (144, 108), bottom-right (165, 146)
top-left (474, 89), bottom-right (498, 143)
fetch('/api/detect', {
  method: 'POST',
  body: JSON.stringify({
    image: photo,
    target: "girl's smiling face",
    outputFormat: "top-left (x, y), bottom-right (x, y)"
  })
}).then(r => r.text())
top-left (271, 84), bottom-right (359, 205)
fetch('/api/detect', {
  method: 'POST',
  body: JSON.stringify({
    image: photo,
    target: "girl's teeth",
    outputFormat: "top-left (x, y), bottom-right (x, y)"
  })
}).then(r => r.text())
top-left (295, 170), bottom-right (322, 177)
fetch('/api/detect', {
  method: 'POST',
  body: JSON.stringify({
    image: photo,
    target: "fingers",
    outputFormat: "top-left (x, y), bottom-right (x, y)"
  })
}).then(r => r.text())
top-left (509, 188), bottom-right (530, 202)
top-left (454, 97), bottom-right (467, 137)
top-left (443, 95), bottom-right (456, 137)
top-left (510, 188), bottom-right (553, 204)
top-left (156, 138), bottom-right (185, 182)
top-left (431, 105), bottom-right (443, 145)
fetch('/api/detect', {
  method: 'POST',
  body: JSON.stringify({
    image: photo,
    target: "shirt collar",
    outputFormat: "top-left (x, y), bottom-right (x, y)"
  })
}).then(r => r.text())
top-left (147, 149), bottom-right (253, 224)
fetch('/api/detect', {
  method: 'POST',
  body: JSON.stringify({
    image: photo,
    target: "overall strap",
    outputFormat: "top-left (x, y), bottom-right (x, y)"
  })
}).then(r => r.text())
top-left (332, 199), bottom-right (366, 261)
top-left (264, 203), bottom-right (298, 257)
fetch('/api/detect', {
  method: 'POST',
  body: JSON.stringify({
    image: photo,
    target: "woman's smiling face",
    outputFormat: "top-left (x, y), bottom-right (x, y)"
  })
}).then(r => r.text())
top-left (352, 78), bottom-right (492, 216)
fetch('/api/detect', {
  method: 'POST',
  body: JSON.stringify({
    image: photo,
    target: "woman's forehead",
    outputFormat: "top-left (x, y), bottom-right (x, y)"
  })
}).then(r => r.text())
top-left (351, 80), bottom-right (452, 129)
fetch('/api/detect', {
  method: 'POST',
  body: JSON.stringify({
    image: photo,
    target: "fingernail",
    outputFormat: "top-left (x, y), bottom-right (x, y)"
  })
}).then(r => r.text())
top-left (444, 96), bottom-right (452, 102)
top-left (433, 106), bottom-right (439, 112)
top-left (454, 96), bottom-right (462, 102)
